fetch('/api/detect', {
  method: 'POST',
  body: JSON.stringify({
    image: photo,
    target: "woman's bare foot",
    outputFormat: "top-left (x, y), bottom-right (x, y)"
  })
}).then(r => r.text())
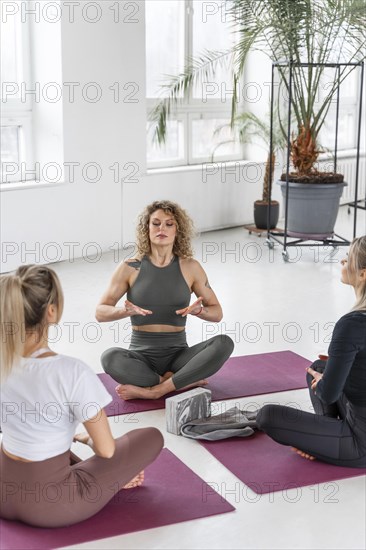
top-left (161, 371), bottom-right (174, 382)
top-left (123, 471), bottom-right (144, 489)
top-left (291, 447), bottom-right (316, 461)
top-left (116, 384), bottom-right (161, 400)
top-left (116, 375), bottom-right (209, 400)
top-left (160, 372), bottom-right (208, 390)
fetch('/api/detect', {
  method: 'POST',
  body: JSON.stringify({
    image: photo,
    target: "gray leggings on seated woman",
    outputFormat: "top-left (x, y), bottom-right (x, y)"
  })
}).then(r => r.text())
top-left (101, 332), bottom-right (234, 390)
top-left (0, 428), bottom-right (164, 528)
top-left (256, 361), bottom-right (366, 468)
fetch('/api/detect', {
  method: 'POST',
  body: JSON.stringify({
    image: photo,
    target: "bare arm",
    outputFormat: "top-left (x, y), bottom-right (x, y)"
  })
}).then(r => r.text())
top-left (79, 409), bottom-right (116, 458)
top-left (95, 261), bottom-right (151, 322)
top-left (177, 260), bottom-right (223, 322)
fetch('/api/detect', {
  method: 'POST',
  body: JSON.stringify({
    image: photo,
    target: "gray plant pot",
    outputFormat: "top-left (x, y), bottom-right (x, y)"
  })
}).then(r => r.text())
top-left (278, 180), bottom-right (347, 238)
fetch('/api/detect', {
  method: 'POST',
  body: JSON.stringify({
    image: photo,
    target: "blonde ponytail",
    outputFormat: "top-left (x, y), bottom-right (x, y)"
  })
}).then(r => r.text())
top-left (0, 275), bottom-right (26, 378)
top-left (0, 265), bottom-right (64, 380)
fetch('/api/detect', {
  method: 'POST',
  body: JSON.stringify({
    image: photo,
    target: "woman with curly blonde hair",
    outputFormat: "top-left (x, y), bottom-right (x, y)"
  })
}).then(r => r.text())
top-left (97, 200), bottom-right (234, 400)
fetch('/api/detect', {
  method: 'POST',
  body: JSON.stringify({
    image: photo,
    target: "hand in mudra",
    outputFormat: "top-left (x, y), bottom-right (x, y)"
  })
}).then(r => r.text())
top-left (176, 296), bottom-right (203, 317)
top-left (307, 367), bottom-right (323, 391)
top-left (125, 299), bottom-right (153, 317)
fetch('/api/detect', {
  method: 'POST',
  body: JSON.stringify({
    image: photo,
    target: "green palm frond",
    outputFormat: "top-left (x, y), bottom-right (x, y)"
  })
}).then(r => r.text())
top-left (148, 49), bottom-right (236, 144)
top-left (150, 0), bottom-right (366, 174)
top-left (213, 112), bottom-right (286, 154)
top-left (211, 111), bottom-right (288, 200)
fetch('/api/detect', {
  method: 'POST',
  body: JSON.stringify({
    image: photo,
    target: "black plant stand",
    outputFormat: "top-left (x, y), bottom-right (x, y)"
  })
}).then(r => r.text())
top-left (266, 60), bottom-right (364, 261)
top-left (348, 199), bottom-right (366, 213)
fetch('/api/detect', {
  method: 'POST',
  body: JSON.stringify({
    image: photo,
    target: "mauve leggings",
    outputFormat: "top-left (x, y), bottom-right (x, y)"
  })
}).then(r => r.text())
top-left (256, 361), bottom-right (366, 467)
top-left (0, 427), bottom-right (164, 528)
top-left (101, 332), bottom-right (234, 390)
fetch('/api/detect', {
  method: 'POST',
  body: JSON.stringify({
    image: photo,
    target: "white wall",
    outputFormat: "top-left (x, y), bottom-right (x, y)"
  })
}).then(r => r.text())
top-left (1, 1), bottom-right (146, 272)
top-left (122, 161), bottom-right (275, 243)
top-left (1, 1), bottom-right (273, 273)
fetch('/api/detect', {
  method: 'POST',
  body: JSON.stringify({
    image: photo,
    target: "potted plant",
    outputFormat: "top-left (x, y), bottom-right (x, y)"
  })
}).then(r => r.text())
top-left (212, 112), bottom-right (287, 229)
top-left (149, 0), bottom-right (366, 237)
top-left (273, 57), bottom-right (359, 238)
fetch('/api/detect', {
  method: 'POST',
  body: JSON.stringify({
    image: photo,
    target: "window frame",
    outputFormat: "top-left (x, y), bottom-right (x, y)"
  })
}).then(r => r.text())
top-left (146, 114), bottom-right (187, 169)
top-left (146, 0), bottom-right (244, 169)
top-left (1, 6), bottom-right (33, 184)
top-left (317, 66), bottom-right (364, 154)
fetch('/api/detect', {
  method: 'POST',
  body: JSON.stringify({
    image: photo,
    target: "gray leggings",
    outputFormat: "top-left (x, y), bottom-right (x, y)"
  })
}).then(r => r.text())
top-left (101, 332), bottom-right (234, 390)
top-left (0, 428), bottom-right (164, 528)
top-left (256, 360), bottom-right (366, 467)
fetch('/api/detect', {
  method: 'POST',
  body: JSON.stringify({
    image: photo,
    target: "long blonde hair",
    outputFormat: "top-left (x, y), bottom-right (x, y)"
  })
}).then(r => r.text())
top-left (135, 200), bottom-right (195, 259)
top-left (0, 265), bottom-right (63, 379)
top-left (348, 236), bottom-right (366, 311)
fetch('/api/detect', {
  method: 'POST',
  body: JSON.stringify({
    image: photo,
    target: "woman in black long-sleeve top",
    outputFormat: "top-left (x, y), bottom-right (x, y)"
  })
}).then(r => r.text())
top-left (256, 236), bottom-right (366, 467)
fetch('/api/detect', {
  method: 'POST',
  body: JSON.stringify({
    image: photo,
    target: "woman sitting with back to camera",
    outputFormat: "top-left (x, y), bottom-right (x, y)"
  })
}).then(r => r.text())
top-left (256, 236), bottom-right (366, 467)
top-left (97, 200), bottom-right (234, 400)
top-left (0, 265), bottom-right (163, 528)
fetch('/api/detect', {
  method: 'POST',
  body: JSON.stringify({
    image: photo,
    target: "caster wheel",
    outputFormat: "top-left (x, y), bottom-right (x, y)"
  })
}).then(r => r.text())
top-left (347, 207), bottom-right (351, 215)
top-left (266, 239), bottom-right (274, 249)
top-left (249, 230), bottom-right (252, 234)
top-left (282, 250), bottom-right (289, 262)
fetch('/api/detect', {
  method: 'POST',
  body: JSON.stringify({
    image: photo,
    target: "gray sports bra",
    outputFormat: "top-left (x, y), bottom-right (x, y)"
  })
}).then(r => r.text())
top-left (126, 255), bottom-right (191, 327)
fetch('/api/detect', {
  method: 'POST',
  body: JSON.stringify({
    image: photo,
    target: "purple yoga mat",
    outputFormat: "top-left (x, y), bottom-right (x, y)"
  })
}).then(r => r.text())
top-left (99, 350), bottom-right (311, 416)
top-left (0, 449), bottom-right (234, 550)
top-left (201, 433), bottom-right (366, 494)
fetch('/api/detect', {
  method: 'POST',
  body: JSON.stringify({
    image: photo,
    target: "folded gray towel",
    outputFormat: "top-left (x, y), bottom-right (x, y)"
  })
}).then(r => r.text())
top-left (180, 406), bottom-right (258, 441)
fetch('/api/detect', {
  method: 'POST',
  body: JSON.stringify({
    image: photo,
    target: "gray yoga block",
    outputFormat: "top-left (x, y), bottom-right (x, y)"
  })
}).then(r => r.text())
top-left (165, 388), bottom-right (212, 435)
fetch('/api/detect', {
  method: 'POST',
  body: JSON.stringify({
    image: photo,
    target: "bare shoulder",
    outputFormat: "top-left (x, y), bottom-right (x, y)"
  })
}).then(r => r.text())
top-left (109, 258), bottom-right (140, 284)
top-left (179, 257), bottom-right (201, 268)
top-left (112, 258), bottom-right (141, 285)
top-left (124, 257), bottom-right (142, 270)
top-left (179, 258), bottom-right (206, 283)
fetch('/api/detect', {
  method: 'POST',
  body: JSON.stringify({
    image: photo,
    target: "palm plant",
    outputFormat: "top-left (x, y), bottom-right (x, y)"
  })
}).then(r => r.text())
top-left (212, 112), bottom-right (287, 202)
top-left (150, 0), bottom-right (366, 180)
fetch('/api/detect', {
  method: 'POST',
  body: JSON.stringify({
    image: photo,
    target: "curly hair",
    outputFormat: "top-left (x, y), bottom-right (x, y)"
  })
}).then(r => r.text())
top-left (135, 200), bottom-right (195, 258)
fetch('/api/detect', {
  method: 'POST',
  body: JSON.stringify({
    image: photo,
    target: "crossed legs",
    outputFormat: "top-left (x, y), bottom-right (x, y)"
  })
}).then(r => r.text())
top-left (0, 428), bottom-right (164, 528)
top-left (101, 335), bottom-right (234, 400)
top-left (256, 361), bottom-right (364, 467)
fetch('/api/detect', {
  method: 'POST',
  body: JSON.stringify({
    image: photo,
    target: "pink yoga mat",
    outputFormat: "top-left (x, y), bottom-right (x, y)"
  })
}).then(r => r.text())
top-left (99, 350), bottom-right (311, 416)
top-left (201, 433), bottom-right (366, 494)
top-left (0, 449), bottom-right (234, 550)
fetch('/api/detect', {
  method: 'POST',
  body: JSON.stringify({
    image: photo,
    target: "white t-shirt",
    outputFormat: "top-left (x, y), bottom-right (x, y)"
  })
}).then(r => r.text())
top-left (0, 354), bottom-right (112, 461)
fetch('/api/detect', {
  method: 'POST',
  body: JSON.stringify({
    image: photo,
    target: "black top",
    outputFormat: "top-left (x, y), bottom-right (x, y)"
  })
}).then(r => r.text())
top-left (316, 311), bottom-right (366, 407)
top-left (126, 255), bottom-right (191, 327)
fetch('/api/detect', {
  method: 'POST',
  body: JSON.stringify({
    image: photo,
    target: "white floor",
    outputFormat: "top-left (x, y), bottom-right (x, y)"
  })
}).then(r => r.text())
top-left (19, 206), bottom-right (366, 549)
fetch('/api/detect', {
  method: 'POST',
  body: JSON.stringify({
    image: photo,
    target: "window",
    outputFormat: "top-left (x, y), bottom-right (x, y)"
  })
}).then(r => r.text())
top-left (1, 5), bottom-right (33, 183)
top-left (146, 0), bottom-right (242, 168)
top-left (317, 66), bottom-right (364, 153)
